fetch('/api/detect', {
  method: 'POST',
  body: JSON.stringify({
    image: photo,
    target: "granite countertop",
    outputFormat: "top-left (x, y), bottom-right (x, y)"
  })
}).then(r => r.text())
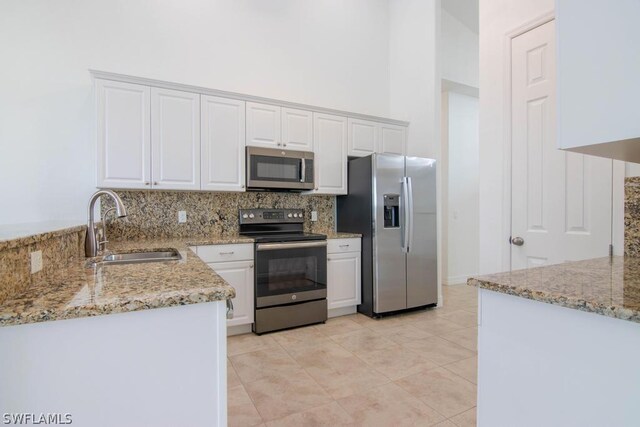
top-left (468, 256), bottom-right (640, 323)
top-left (0, 232), bottom-right (363, 327)
top-left (325, 232), bottom-right (362, 239)
top-left (0, 236), bottom-right (249, 327)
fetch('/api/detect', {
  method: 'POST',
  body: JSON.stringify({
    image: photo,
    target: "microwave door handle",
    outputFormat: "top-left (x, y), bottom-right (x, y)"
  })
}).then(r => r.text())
top-left (300, 158), bottom-right (306, 183)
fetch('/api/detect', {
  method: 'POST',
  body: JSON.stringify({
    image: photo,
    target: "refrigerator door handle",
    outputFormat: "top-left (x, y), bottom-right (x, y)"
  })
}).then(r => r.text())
top-left (402, 177), bottom-right (410, 253)
top-left (407, 176), bottom-right (414, 253)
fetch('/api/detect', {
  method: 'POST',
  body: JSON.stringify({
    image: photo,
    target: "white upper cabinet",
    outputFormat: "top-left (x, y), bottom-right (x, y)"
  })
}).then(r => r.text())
top-left (312, 113), bottom-right (348, 195)
top-left (246, 102), bottom-right (281, 148)
top-left (151, 88), bottom-right (200, 190)
top-left (281, 107), bottom-right (313, 151)
top-left (557, 0), bottom-right (640, 162)
top-left (348, 118), bottom-right (378, 157)
top-left (348, 119), bottom-right (407, 157)
top-left (201, 96), bottom-right (246, 192)
top-left (378, 123), bottom-right (406, 156)
top-left (97, 79), bottom-right (151, 189)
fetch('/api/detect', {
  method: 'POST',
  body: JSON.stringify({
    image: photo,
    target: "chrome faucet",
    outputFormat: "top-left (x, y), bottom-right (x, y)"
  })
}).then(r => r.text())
top-left (85, 190), bottom-right (127, 257)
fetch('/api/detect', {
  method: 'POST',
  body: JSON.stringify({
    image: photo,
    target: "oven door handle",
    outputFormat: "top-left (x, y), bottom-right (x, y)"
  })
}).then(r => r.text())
top-left (256, 241), bottom-right (327, 251)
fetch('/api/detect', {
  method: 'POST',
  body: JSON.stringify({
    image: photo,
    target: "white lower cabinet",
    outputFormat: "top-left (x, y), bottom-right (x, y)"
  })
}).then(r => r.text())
top-left (194, 244), bottom-right (254, 328)
top-left (327, 238), bottom-right (361, 310)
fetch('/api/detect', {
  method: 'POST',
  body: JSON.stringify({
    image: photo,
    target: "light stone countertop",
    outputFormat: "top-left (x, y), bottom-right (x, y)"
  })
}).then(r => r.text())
top-left (0, 232), bottom-right (362, 327)
top-left (468, 256), bottom-right (640, 323)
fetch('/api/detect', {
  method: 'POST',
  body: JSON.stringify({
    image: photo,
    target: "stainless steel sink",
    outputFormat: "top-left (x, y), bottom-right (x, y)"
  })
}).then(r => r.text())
top-left (87, 249), bottom-right (182, 266)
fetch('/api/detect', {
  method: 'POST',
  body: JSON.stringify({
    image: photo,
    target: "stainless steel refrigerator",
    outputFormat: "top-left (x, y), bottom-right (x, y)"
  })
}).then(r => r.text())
top-left (337, 154), bottom-right (437, 317)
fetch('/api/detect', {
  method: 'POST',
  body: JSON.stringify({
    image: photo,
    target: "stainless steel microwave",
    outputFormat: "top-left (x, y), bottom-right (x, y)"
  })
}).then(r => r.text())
top-left (246, 147), bottom-right (314, 191)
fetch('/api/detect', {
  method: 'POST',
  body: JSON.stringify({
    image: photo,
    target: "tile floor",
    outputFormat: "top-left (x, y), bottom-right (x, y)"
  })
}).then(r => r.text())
top-left (227, 284), bottom-right (478, 426)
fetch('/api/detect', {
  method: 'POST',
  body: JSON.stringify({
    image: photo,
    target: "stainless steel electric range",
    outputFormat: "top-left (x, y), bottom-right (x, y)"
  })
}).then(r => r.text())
top-left (239, 208), bottom-right (328, 335)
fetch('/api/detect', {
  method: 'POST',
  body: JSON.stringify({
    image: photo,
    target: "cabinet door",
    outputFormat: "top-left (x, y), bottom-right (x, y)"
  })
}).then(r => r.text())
top-left (151, 88), bottom-right (200, 190)
top-left (201, 96), bottom-right (246, 192)
top-left (281, 107), bottom-right (313, 151)
top-left (312, 113), bottom-right (348, 194)
top-left (348, 118), bottom-right (378, 157)
top-left (246, 102), bottom-right (281, 148)
top-left (378, 124), bottom-right (407, 156)
top-left (327, 251), bottom-right (361, 309)
top-left (208, 260), bottom-right (254, 327)
top-left (97, 79), bottom-right (151, 189)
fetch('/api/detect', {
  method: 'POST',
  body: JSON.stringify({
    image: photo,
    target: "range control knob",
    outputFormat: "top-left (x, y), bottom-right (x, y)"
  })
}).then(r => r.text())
top-left (287, 213), bottom-right (293, 218)
top-left (249, 213), bottom-right (255, 219)
top-left (299, 212), bottom-right (303, 218)
top-left (242, 214), bottom-right (249, 219)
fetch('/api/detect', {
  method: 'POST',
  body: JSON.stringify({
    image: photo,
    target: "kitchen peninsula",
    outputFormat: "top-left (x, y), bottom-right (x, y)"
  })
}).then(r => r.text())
top-left (469, 256), bottom-right (640, 426)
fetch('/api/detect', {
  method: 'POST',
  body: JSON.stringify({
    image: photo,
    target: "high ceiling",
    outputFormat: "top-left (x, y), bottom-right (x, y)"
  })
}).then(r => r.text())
top-left (442, 0), bottom-right (478, 33)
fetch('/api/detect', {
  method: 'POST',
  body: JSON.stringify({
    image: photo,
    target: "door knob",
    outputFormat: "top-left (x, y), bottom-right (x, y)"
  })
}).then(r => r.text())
top-left (511, 236), bottom-right (524, 246)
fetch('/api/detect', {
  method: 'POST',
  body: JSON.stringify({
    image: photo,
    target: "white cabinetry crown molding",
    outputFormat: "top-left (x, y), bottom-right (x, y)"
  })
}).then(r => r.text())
top-left (89, 69), bottom-right (409, 127)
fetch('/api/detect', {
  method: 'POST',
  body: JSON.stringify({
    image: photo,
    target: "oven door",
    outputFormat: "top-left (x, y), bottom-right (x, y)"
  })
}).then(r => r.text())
top-left (255, 240), bottom-right (327, 308)
top-left (246, 147), bottom-right (314, 190)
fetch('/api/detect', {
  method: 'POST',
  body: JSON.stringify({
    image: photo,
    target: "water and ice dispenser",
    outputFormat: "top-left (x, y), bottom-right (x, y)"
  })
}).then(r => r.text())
top-left (383, 194), bottom-right (400, 228)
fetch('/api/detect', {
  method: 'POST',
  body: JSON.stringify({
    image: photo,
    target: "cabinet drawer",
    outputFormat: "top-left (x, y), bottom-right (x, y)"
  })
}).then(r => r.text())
top-left (327, 238), bottom-right (361, 254)
top-left (194, 244), bottom-right (253, 263)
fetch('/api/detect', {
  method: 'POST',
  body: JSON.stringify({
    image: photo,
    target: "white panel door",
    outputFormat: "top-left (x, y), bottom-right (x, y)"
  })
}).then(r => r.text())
top-left (348, 118), bottom-right (378, 157)
top-left (246, 102), bottom-right (281, 148)
top-left (201, 96), bottom-right (246, 192)
top-left (511, 20), bottom-right (612, 270)
top-left (97, 79), bottom-right (151, 189)
top-left (281, 107), bottom-right (313, 151)
top-left (327, 251), bottom-right (361, 309)
top-left (151, 88), bottom-right (200, 190)
top-left (208, 260), bottom-right (254, 327)
top-left (378, 123), bottom-right (406, 156)
top-left (312, 113), bottom-right (348, 195)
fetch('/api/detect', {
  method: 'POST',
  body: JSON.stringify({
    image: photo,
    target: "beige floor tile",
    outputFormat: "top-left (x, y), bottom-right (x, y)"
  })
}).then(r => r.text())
top-left (228, 359), bottom-right (242, 389)
top-left (438, 328), bottom-right (477, 352)
top-left (396, 367), bottom-right (477, 418)
top-left (228, 333), bottom-right (281, 357)
top-left (314, 316), bottom-right (364, 337)
top-left (244, 369), bottom-right (333, 421)
top-left (450, 407), bottom-right (477, 427)
top-left (357, 344), bottom-right (439, 380)
top-left (230, 346), bottom-right (300, 384)
top-left (337, 382), bottom-right (445, 426)
top-left (228, 384), bottom-right (263, 427)
top-left (433, 419), bottom-right (457, 426)
top-left (443, 357), bottom-right (477, 384)
top-left (403, 335), bottom-right (475, 366)
top-left (374, 324), bottom-right (434, 344)
top-left (283, 339), bottom-right (353, 366)
top-left (361, 314), bottom-right (412, 331)
top-left (272, 325), bottom-right (329, 348)
top-left (438, 310), bottom-right (478, 328)
top-left (330, 328), bottom-right (396, 354)
top-left (265, 401), bottom-right (354, 427)
top-left (407, 316), bottom-right (467, 336)
top-left (304, 354), bottom-right (390, 399)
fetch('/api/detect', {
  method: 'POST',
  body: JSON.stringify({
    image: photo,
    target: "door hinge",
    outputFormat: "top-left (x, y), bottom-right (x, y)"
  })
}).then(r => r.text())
top-left (609, 244), bottom-right (614, 257)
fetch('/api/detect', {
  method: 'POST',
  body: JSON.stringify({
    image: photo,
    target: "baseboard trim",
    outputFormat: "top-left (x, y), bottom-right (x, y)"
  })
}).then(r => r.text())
top-left (328, 306), bottom-right (357, 318)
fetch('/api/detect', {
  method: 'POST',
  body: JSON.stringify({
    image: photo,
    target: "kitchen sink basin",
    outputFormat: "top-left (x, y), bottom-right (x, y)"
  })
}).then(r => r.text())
top-left (87, 249), bottom-right (182, 266)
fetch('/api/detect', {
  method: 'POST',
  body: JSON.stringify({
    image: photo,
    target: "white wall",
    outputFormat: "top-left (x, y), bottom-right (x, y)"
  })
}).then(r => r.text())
top-left (441, 9), bottom-right (479, 88)
top-left (0, 0), bottom-right (391, 225)
top-left (389, 0), bottom-right (441, 159)
top-left (478, 0), bottom-right (554, 274)
top-left (445, 92), bottom-right (479, 284)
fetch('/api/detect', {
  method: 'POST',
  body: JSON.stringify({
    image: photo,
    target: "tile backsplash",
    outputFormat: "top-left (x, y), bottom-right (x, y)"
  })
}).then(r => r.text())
top-left (103, 190), bottom-right (336, 240)
top-left (626, 177), bottom-right (640, 257)
top-left (0, 226), bottom-right (84, 304)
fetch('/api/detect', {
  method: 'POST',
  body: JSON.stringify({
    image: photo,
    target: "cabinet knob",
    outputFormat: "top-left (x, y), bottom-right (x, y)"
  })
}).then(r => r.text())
top-left (144, 182), bottom-right (150, 186)
top-left (153, 182), bottom-right (158, 186)
top-left (250, 264), bottom-right (254, 269)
